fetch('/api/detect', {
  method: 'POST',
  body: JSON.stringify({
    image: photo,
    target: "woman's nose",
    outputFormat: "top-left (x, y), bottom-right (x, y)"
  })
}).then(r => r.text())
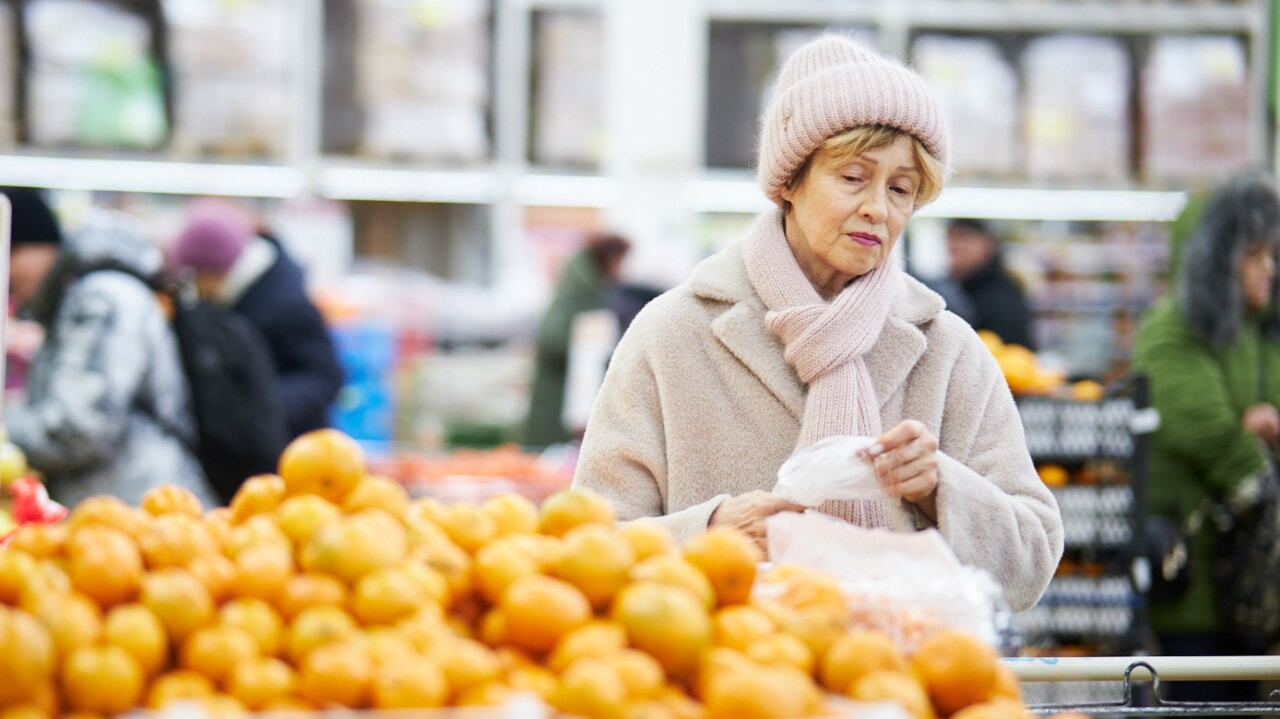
top-left (859, 186), bottom-right (888, 224)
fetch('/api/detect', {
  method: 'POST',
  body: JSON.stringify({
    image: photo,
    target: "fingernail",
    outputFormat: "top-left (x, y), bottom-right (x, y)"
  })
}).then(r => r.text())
top-left (867, 443), bottom-right (884, 457)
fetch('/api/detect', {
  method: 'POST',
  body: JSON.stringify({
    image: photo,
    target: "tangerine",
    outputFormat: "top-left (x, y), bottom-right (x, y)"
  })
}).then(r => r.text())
top-left (278, 429), bottom-right (365, 504)
top-left (481, 493), bottom-right (539, 536)
top-left (187, 553), bottom-right (237, 603)
top-left (473, 538), bottom-right (541, 605)
top-left (60, 645), bottom-right (144, 715)
top-left (29, 592), bottom-right (101, 660)
top-left (500, 575), bottom-right (592, 655)
top-left (296, 640), bottom-right (372, 708)
top-left (912, 630), bottom-right (999, 716)
top-left (554, 525), bottom-right (636, 610)
top-left (683, 528), bottom-right (760, 606)
top-left (139, 569), bottom-right (215, 642)
top-left (66, 525), bottom-right (143, 607)
top-left (231, 543), bottom-right (294, 601)
top-left (342, 475), bottom-right (410, 517)
top-left (712, 605), bottom-right (776, 652)
top-left (275, 572), bottom-right (348, 620)
top-left (286, 605), bottom-right (359, 665)
top-left (274, 494), bottom-right (342, 548)
top-left (6, 523), bottom-right (68, 559)
top-left (219, 598), bottom-right (284, 656)
top-left (617, 521), bottom-right (678, 561)
top-left (370, 655), bottom-right (448, 709)
top-left (547, 620), bottom-right (628, 672)
top-left (538, 488), bottom-right (615, 537)
top-left (629, 555), bottom-right (716, 610)
top-left (551, 658), bottom-right (628, 719)
top-left (851, 671), bottom-right (936, 719)
top-left (613, 581), bottom-right (712, 678)
top-left (136, 513), bottom-right (219, 569)
top-left (0, 607), bottom-right (56, 704)
top-left (820, 629), bottom-right (909, 693)
top-left (439, 502), bottom-right (497, 554)
top-left (226, 657), bottom-right (297, 710)
top-left (102, 603), bottom-right (168, 677)
top-left (180, 624), bottom-right (260, 685)
top-left (141, 485), bottom-right (204, 518)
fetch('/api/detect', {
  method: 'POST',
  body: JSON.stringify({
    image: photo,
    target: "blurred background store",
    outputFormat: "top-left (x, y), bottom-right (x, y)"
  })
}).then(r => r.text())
top-left (0, 0), bottom-right (1274, 686)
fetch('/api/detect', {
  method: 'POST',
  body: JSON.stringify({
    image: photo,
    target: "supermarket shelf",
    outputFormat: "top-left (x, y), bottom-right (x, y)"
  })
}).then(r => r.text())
top-left (314, 164), bottom-right (500, 204)
top-left (687, 175), bottom-right (1190, 222)
top-left (0, 153), bottom-right (307, 198)
top-left (512, 172), bottom-right (616, 207)
top-left (706, 0), bottom-right (1259, 33)
top-left (1006, 655), bottom-right (1280, 683)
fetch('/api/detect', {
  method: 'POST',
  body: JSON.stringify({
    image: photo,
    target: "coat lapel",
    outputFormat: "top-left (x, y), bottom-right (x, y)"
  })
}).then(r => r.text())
top-left (710, 302), bottom-right (806, 421)
top-left (866, 316), bottom-right (928, 409)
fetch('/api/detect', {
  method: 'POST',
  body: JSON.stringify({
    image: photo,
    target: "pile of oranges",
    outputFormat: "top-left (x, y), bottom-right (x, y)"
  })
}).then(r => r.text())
top-left (1, 428), bottom-right (1031, 719)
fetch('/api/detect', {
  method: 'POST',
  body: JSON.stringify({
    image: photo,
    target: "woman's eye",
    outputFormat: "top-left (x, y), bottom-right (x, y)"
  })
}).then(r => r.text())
top-left (842, 175), bottom-right (864, 183)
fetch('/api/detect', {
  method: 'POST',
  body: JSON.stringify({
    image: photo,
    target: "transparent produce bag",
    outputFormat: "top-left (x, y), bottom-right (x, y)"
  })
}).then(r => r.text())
top-left (771, 435), bottom-right (882, 506)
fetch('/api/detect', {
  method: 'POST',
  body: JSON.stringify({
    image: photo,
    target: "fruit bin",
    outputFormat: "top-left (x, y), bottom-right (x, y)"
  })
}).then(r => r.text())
top-left (362, 442), bottom-right (576, 504)
top-left (1012, 376), bottom-right (1155, 673)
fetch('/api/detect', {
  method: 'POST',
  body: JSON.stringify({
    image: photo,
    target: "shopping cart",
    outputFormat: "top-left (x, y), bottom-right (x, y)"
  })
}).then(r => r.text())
top-left (1007, 655), bottom-right (1280, 716)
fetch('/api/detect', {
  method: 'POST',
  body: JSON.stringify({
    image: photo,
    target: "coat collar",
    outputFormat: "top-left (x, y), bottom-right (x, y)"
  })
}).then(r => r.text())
top-left (689, 222), bottom-right (944, 420)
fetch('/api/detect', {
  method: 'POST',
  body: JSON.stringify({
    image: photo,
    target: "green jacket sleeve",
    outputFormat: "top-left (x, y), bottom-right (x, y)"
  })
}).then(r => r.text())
top-left (1134, 306), bottom-right (1266, 495)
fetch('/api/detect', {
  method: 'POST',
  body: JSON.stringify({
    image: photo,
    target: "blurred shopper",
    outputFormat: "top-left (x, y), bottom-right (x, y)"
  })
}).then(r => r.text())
top-left (525, 233), bottom-right (631, 447)
top-left (946, 218), bottom-right (1036, 348)
top-left (1, 186), bottom-right (213, 507)
top-left (170, 199), bottom-right (345, 440)
top-left (573, 35), bottom-right (1062, 611)
top-left (1132, 170), bottom-right (1280, 701)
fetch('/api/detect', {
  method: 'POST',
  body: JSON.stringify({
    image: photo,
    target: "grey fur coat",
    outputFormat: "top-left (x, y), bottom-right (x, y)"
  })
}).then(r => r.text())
top-left (7, 219), bottom-right (214, 507)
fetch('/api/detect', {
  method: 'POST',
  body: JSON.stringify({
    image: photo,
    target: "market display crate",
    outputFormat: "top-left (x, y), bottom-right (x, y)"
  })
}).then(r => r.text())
top-left (363, 442), bottom-right (575, 504)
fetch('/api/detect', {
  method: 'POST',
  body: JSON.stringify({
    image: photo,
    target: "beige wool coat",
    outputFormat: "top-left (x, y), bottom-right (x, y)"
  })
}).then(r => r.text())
top-left (573, 217), bottom-right (1064, 611)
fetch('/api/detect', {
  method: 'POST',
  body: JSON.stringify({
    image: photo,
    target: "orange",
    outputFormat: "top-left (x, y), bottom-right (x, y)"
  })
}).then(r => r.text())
top-left (683, 528), bottom-right (760, 606)
top-left (481, 493), bottom-right (539, 536)
top-left (991, 662), bottom-right (1022, 701)
top-left (231, 543), bottom-right (294, 601)
top-left (404, 496), bottom-right (449, 527)
top-left (746, 633), bottom-right (814, 675)
top-left (226, 657), bottom-right (296, 710)
top-left (435, 638), bottom-right (501, 694)
top-left (360, 627), bottom-right (417, 667)
top-left (411, 538), bottom-right (472, 604)
top-left (764, 564), bottom-right (849, 617)
top-left (286, 605), bottom-right (359, 665)
top-left (474, 537), bottom-right (541, 605)
top-left (554, 525), bottom-right (637, 610)
top-left (196, 694), bottom-right (247, 717)
top-left (753, 598), bottom-right (845, 657)
top-left (395, 606), bottom-right (451, 655)
top-left (275, 572), bottom-right (348, 620)
top-left (260, 696), bottom-right (313, 713)
top-left (1071, 379), bottom-right (1105, 402)
top-left (274, 494), bottom-right (342, 549)
top-left (501, 575), bottom-right (592, 655)
top-left (60, 645), bottom-right (144, 715)
top-left (629, 555), bottom-right (716, 610)
top-left (403, 512), bottom-right (452, 551)
top-left (0, 549), bottom-right (39, 604)
top-left (0, 705), bottom-right (52, 719)
top-left (66, 525), bottom-right (143, 607)
top-left (278, 429), bottom-right (366, 504)
top-left (538, 488), bottom-right (615, 537)
top-left (604, 648), bottom-right (666, 699)
top-left (551, 658), bottom-right (628, 719)
top-left (67, 496), bottom-right (145, 538)
top-left (139, 569), bottom-right (215, 642)
top-left (17, 561), bottom-right (71, 613)
top-left (29, 592), bottom-right (101, 660)
top-left (438, 502), bottom-right (497, 554)
top-left (225, 514), bottom-right (292, 558)
top-left (220, 598), bottom-right (284, 656)
top-left (507, 664), bottom-right (558, 701)
top-left (0, 607), bottom-right (56, 704)
top-left (102, 603), bottom-right (168, 677)
top-left (25, 680), bottom-right (59, 716)
top-left (6, 522), bottom-right (68, 559)
top-left (342, 475), bottom-right (410, 517)
top-left (912, 630), bottom-right (999, 716)
top-left (547, 620), bottom-right (628, 673)
top-left (612, 581), bottom-right (712, 678)
top-left (187, 553), bottom-right (237, 602)
top-left (851, 671), bottom-right (936, 719)
top-left (141, 485), bottom-right (204, 518)
top-left (702, 661), bottom-right (819, 719)
top-left (951, 699), bottom-right (1030, 719)
top-left (301, 512), bottom-right (407, 584)
top-left (621, 699), bottom-right (678, 719)
top-left (617, 521), bottom-right (678, 561)
top-left (1037, 464), bottom-right (1069, 488)
top-left (203, 507), bottom-right (234, 550)
top-left (370, 655), bottom-right (448, 709)
top-left (478, 609), bottom-right (507, 647)
top-left (401, 561), bottom-right (450, 606)
top-left (456, 682), bottom-right (513, 707)
top-left (297, 640), bottom-right (372, 708)
top-left (351, 565), bottom-right (433, 625)
top-left (712, 605), bottom-right (775, 651)
top-left (180, 623), bottom-right (260, 684)
top-left (820, 629), bottom-right (908, 693)
top-left (136, 513), bottom-right (220, 569)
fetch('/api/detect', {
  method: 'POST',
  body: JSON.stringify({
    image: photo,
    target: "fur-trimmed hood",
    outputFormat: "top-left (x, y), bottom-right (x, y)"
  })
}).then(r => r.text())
top-left (1176, 169), bottom-right (1280, 348)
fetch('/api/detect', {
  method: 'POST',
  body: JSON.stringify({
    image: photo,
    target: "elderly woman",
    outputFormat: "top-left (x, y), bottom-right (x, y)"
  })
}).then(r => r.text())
top-left (572, 35), bottom-right (1063, 611)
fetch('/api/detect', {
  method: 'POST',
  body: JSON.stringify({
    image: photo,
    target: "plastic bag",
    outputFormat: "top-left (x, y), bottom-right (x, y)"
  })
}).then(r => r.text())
top-left (763, 511), bottom-right (1011, 652)
top-left (772, 435), bottom-right (881, 507)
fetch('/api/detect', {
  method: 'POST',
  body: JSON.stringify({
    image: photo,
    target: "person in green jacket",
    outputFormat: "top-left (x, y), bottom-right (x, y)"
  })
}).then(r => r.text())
top-left (525, 234), bottom-right (631, 447)
top-left (1132, 169), bottom-right (1280, 701)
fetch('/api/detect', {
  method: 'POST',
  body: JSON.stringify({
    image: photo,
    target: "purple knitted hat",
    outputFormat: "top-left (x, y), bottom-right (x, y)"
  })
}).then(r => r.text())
top-left (758, 34), bottom-right (950, 206)
top-left (170, 199), bottom-right (253, 273)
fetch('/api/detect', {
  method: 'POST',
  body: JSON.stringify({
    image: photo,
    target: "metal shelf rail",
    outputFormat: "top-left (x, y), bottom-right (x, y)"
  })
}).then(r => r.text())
top-left (1006, 656), bottom-right (1280, 717)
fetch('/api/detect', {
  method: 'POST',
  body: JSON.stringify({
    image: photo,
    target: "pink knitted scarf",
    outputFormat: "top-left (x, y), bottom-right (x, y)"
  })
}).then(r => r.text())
top-left (743, 210), bottom-right (900, 528)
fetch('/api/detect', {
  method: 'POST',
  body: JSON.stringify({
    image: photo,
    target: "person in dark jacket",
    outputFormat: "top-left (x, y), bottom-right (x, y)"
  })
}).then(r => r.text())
top-left (525, 233), bottom-right (630, 447)
top-left (1131, 170), bottom-right (1280, 702)
top-left (3, 187), bottom-right (213, 507)
top-left (947, 218), bottom-right (1036, 349)
top-left (169, 199), bottom-right (345, 440)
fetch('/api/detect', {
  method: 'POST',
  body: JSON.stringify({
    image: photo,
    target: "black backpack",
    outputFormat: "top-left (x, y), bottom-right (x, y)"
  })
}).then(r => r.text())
top-left (83, 265), bottom-right (288, 503)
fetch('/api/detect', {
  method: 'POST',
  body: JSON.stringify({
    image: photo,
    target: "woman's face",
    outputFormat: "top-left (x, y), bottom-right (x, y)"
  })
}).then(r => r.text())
top-left (779, 134), bottom-right (919, 297)
top-left (1240, 243), bottom-right (1277, 312)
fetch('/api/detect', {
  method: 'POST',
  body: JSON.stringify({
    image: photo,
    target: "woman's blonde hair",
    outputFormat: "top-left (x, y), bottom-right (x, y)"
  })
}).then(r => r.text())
top-left (785, 125), bottom-right (944, 208)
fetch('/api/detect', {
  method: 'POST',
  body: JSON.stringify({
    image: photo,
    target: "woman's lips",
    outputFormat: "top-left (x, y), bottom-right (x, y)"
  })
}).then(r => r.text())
top-left (848, 233), bottom-right (882, 247)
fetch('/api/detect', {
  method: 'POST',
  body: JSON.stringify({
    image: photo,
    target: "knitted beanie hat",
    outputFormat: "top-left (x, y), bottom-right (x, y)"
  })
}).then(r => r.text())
top-left (1, 186), bottom-right (62, 247)
top-left (757, 34), bottom-right (949, 206)
top-left (170, 198), bottom-right (254, 274)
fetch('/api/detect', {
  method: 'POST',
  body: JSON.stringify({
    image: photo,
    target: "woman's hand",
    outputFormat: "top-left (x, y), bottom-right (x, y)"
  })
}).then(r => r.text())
top-left (709, 490), bottom-right (805, 553)
top-left (861, 419), bottom-right (940, 520)
top-left (1242, 403), bottom-right (1280, 445)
